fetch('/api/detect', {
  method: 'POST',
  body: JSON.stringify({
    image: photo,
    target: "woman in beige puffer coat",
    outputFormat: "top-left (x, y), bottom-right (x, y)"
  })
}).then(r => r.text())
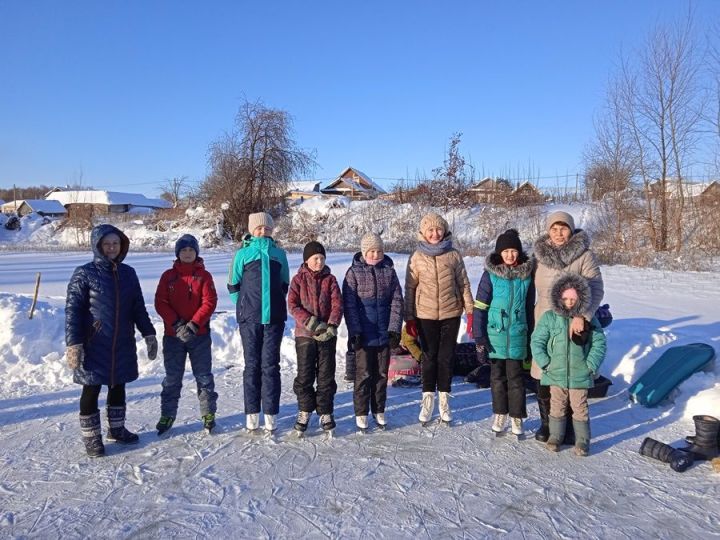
top-left (404, 212), bottom-right (474, 424)
top-left (531, 210), bottom-right (604, 443)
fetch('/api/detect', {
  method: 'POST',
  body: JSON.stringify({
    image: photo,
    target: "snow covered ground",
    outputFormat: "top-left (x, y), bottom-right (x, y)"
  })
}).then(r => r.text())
top-left (0, 250), bottom-right (719, 538)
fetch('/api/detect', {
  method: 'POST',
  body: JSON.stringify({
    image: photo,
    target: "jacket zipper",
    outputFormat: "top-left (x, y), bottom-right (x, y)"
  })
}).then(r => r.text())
top-left (507, 280), bottom-right (514, 355)
top-left (565, 317), bottom-right (570, 388)
top-left (111, 264), bottom-right (120, 387)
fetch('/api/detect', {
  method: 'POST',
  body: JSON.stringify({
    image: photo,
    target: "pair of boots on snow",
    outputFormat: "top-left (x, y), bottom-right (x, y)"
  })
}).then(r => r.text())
top-left (295, 411), bottom-right (336, 433)
top-left (79, 406), bottom-right (138, 457)
top-left (535, 391), bottom-right (589, 455)
top-left (419, 391), bottom-right (452, 424)
top-left (246, 412), bottom-right (278, 432)
top-left (640, 414), bottom-right (720, 472)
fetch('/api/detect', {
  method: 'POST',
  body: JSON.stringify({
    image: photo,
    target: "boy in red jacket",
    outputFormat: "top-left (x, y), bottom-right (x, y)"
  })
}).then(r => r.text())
top-left (288, 241), bottom-right (343, 434)
top-left (154, 234), bottom-right (218, 434)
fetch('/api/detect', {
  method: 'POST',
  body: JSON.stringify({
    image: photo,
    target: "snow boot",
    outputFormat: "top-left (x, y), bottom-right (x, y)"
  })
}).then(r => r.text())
top-left (264, 414), bottom-right (277, 432)
top-left (202, 413), bottom-right (216, 432)
top-left (534, 385), bottom-right (550, 442)
top-left (356, 415), bottom-right (369, 431)
top-left (374, 412), bottom-right (387, 428)
top-left (105, 406), bottom-right (139, 444)
top-left (546, 416), bottom-right (566, 452)
top-left (683, 415), bottom-right (720, 460)
top-left (438, 392), bottom-right (452, 423)
top-left (246, 413), bottom-right (260, 431)
top-left (640, 437), bottom-right (694, 472)
top-left (79, 412), bottom-right (105, 458)
top-left (572, 419), bottom-right (590, 457)
top-left (156, 416), bottom-right (175, 435)
top-left (419, 392), bottom-right (435, 423)
top-left (294, 411), bottom-right (311, 433)
top-left (492, 414), bottom-right (508, 434)
top-left (320, 414), bottom-right (336, 431)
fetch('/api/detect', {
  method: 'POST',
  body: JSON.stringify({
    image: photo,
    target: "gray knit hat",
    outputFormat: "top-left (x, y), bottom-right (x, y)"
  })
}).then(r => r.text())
top-left (545, 210), bottom-right (575, 233)
top-left (360, 232), bottom-right (383, 256)
top-left (248, 212), bottom-right (274, 234)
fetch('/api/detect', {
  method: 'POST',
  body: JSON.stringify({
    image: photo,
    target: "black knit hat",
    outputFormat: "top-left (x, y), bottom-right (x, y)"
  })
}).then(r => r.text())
top-left (303, 241), bottom-right (326, 262)
top-left (175, 234), bottom-right (200, 258)
top-left (495, 229), bottom-right (522, 254)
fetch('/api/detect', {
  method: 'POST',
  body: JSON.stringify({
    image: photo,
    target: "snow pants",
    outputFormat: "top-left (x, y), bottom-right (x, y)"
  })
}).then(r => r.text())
top-left (490, 359), bottom-right (527, 418)
top-left (239, 322), bottom-right (284, 415)
top-left (417, 317), bottom-right (461, 393)
top-left (345, 339), bottom-right (356, 380)
top-left (160, 334), bottom-right (217, 417)
top-left (80, 384), bottom-right (125, 415)
top-left (353, 345), bottom-right (390, 416)
top-left (293, 336), bottom-right (338, 415)
top-left (550, 387), bottom-right (589, 422)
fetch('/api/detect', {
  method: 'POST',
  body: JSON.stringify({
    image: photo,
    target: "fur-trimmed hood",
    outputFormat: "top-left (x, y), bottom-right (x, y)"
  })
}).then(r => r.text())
top-left (484, 252), bottom-right (536, 280)
top-left (550, 273), bottom-right (591, 318)
top-left (534, 229), bottom-right (592, 271)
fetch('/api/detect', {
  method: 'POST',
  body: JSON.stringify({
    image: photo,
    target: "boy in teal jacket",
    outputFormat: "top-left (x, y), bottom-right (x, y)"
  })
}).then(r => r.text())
top-left (531, 273), bottom-right (606, 456)
top-left (228, 212), bottom-right (290, 433)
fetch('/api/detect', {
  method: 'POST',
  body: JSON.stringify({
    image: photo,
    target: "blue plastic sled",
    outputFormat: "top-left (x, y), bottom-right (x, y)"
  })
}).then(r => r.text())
top-left (628, 343), bottom-right (716, 407)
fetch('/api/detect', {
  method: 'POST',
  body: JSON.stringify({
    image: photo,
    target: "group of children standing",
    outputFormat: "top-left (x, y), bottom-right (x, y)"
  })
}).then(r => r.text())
top-left (65, 210), bottom-right (606, 459)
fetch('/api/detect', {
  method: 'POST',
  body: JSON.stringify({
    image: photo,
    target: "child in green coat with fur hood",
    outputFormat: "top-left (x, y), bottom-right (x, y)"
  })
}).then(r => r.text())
top-left (530, 273), bottom-right (607, 456)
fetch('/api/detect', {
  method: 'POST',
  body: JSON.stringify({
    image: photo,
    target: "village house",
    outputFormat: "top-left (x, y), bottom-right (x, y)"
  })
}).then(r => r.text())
top-left (320, 167), bottom-right (386, 200)
top-left (1, 199), bottom-right (67, 217)
top-left (45, 189), bottom-right (171, 216)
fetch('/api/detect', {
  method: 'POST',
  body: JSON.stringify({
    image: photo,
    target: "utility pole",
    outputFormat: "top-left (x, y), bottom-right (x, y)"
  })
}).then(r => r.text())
top-left (13, 183), bottom-right (17, 211)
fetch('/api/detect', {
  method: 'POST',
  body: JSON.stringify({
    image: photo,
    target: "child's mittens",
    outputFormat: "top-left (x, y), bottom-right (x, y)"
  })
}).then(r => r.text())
top-left (388, 331), bottom-right (401, 349)
top-left (305, 315), bottom-right (327, 335)
top-left (66, 344), bottom-right (83, 369)
top-left (314, 324), bottom-right (337, 342)
top-left (176, 321), bottom-right (199, 343)
top-left (145, 335), bottom-right (158, 360)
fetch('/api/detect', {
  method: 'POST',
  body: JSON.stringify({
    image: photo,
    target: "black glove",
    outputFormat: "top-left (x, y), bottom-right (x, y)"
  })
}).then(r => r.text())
top-left (176, 321), bottom-right (199, 343)
top-left (349, 335), bottom-right (362, 349)
top-left (388, 331), bottom-right (401, 349)
top-left (475, 336), bottom-right (488, 353)
top-left (173, 319), bottom-right (186, 333)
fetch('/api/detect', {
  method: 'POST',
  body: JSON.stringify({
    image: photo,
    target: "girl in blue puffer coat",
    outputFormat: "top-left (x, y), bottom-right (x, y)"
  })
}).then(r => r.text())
top-left (530, 272), bottom-right (607, 457)
top-left (65, 224), bottom-right (157, 457)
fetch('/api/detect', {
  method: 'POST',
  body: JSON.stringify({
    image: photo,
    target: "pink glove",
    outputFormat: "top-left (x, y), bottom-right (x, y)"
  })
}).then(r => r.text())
top-left (466, 313), bottom-right (474, 337)
top-left (405, 320), bottom-right (418, 338)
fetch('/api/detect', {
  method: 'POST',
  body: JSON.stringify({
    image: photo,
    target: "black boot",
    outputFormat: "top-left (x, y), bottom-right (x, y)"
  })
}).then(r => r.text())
top-left (80, 411), bottom-right (105, 458)
top-left (640, 437), bottom-right (694, 472)
top-left (683, 415), bottom-right (720, 460)
top-left (105, 405), bottom-right (140, 444)
top-left (534, 383), bottom-right (550, 442)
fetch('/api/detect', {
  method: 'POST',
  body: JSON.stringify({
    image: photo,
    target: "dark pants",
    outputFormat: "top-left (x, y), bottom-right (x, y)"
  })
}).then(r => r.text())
top-left (353, 345), bottom-right (390, 416)
top-left (490, 359), bottom-right (527, 418)
top-left (239, 322), bottom-right (284, 415)
top-left (293, 336), bottom-right (338, 414)
top-left (161, 334), bottom-right (217, 417)
top-left (345, 340), bottom-right (356, 380)
top-left (80, 384), bottom-right (125, 415)
top-left (417, 317), bottom-right (461, 393)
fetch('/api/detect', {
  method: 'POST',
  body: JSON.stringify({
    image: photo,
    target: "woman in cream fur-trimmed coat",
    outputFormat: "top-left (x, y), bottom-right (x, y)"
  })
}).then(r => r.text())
top-left (404, 212), bottom-right (474, 424)
top-left (531, 210), bottom-right (604, 442)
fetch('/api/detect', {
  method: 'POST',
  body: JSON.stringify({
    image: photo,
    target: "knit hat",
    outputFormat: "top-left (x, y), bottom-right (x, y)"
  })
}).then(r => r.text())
top-left (419, 212), bottom-right (449, 236)
top-left (545, 210), bottom-right (575, 233)
top-left (495, 229), bottom-right (522, 254)
top-left (248, 212), bottom-right (274, 234)
top-left (360, 232), bottom-right (384, 256)
top-left (175, 234), bottom-right (199, 258)
top-left (303, 240), bottom-right (326, 262)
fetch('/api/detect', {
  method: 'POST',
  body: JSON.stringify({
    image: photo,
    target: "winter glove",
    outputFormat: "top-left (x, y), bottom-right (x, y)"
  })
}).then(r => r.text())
top-left (176, 321), bottom-right (199, 343)
top-left (313, 322), bottom-right (329, 336)
top-left (66, 344), bottom-right (83, 369)
top-left (349, 335), bottom-right (362, 349)
top-left (466, 312), bottom-right (474, 337)
top-left (475, 336), bottom-right (488, 353)
top-left (145, 335), bottom-right (158, 360)
top-left (405, 320), bottom-right (418, 338)
top-left (388, 331), bottom-right (401, 350)
top-left (314, 324), bottom-right (338, 342)
top-left (172, 319), bottom-right (186, 333)
top-left (304, 315), bottom-right (322, 333)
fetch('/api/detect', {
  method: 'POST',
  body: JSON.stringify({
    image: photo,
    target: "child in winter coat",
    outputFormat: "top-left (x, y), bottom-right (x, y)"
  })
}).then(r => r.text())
top-left (343, 232), bottom-right (403, 431)
top-left (65, 224), bottom-right (157, 457)
top-left (530, 273), bottom-right (607, 456)
top-left (154, 234), bottom-right (218, 435)
top-left (404, 212), bottom-right (473, 424)
top-left (472, 229), bottom-right (535, 437)
top-left (227, 212), bottom-right (290, 433)
top-left (288, 241), bottom-right (343, 434)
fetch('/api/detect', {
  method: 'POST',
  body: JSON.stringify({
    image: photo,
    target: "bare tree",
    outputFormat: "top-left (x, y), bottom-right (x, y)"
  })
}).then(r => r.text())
top-left (160, 176), bottom-right (188, 208)
top-left (198, 99), bottom-right (316, 239)
top-left (415, 132), bottom-right (474, 210)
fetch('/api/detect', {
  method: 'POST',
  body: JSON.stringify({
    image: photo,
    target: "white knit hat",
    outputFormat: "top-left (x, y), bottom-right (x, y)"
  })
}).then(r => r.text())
top-left (545, 211), bottom-right (575, 233)
top-left (419, 212), bottom-right (449, 236)
top-left (360, 232), bottom-right (383, 256)
top-left (248, 212), bottom-right (274, 234)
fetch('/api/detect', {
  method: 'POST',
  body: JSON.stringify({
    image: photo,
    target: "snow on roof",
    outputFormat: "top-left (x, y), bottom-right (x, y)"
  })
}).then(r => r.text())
top-left (2, 199), bottom-right (67, 213)
top-left (46, 190), bottom-right (171, 208)
top-left (287, 180), bottom-right (320, 192)
top-left (326, 167), bottom-right (387, 194)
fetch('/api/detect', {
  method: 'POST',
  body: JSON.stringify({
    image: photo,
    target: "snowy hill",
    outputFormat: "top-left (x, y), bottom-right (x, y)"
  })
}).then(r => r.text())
top-left (0, 251), bottom-right (718, 537)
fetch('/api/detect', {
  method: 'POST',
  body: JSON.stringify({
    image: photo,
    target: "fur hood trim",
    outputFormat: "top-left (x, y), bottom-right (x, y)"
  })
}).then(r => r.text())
top-left (550, 273), bottom-right (591, 318)
top-left (534, 229), bottom-right (591, 271)
top-left (484, 253), bottom-right (536, 280)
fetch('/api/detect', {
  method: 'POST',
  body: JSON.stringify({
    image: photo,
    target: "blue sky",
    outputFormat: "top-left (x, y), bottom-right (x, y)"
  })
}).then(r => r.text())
top-left (1, 0), bottom-right (718, 196)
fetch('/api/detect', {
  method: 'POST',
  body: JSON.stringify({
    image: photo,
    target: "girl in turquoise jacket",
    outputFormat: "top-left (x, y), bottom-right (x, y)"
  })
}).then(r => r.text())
top-left (531, 272), bottom-right (606, 456)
